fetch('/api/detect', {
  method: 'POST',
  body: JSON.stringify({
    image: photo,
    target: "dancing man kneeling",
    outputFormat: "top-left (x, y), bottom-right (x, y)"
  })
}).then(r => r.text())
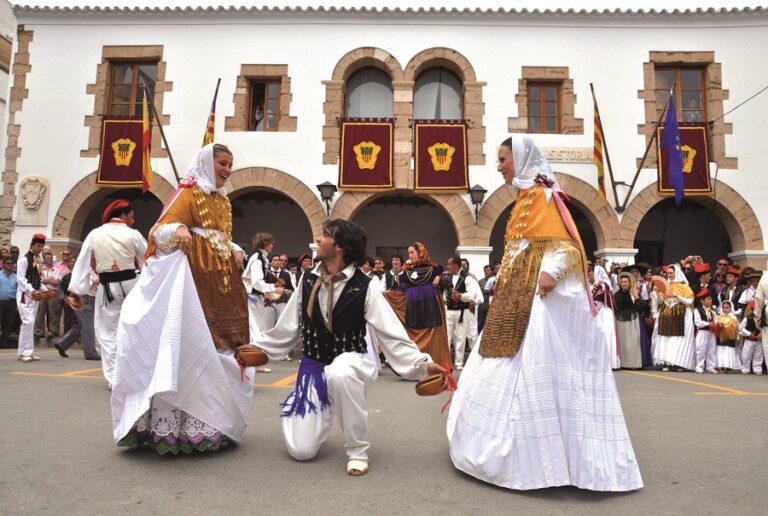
top-left (255, 219), bottom-right (444, 476)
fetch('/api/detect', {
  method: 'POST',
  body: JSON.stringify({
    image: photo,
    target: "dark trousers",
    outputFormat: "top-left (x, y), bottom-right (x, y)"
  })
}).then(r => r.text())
top-left (477, 308), bottom-right (488, 333)
top-left (57, 295), bottom-right (98, 359)
top-left (0, 299), bottom-right (17, 346)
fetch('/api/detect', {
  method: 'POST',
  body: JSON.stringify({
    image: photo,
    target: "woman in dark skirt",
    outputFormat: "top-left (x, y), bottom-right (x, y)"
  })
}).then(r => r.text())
top-left (382, 241), bottom-right (451, 366)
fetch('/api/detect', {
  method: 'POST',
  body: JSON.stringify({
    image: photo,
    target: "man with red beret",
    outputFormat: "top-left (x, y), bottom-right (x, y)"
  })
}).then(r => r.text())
top-left (15, 234), bottom-right (48, 362)
top-left (717, 266), bottom-right (744, 317)
top-left (691, 262), bottom-right (712, 298)
top-left (693, 288), bottom-right (718, 374)
top-left (68, 199), bottom-right (147, 389)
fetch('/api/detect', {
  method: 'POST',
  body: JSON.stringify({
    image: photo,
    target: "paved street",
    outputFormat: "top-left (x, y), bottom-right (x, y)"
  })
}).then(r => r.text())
top-left (1, 347), bottom-right (767, 515)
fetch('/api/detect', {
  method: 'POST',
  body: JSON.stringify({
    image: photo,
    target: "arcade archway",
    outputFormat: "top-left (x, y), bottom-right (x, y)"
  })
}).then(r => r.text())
top-left (633, 197), bottom-right (732, 266)
top-left (230, 189), bottom-right (313, 258)
top-left (349, 193), bottom-right (459, 263)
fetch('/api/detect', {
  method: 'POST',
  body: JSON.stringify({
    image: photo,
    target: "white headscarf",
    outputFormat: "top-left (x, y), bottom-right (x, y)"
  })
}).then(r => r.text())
top-left (594, 264), bottom-right (611, 286)
top-left (668, 264), bottom-right (688, 283)
top-left (184, 143), bottom-right (226, 195)
top-left (509, 135), bottom-right (561, 202)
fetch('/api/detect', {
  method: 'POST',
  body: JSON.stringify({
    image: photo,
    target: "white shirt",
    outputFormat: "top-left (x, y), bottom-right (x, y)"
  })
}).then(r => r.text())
top-left (16, 254), bottom-right (48, 296)
top-left (449, 274), bottom-right (484, 305)
top-left (257, 262), bottom-right (430, 380)
top-left (69, 221), bottom-right (147, 296)
top-left (242, 250), bottom-right (276, 295)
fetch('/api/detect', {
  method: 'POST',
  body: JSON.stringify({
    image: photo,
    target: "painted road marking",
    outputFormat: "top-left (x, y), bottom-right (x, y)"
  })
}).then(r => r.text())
top-left (255, 373), bottom-right (297, 389)
top-left (626, 370), bottom-right (768, 396)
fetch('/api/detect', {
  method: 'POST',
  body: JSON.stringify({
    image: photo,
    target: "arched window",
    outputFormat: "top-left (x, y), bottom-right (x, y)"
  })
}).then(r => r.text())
top-left (345, 67), bottom-right (393, 118)
top-left (413, 67), bottom-right (463, 120)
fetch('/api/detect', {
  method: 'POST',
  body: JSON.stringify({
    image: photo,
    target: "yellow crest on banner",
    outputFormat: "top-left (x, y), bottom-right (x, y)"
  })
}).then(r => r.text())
top-left (353, 141), bottom-right (381, 170)
top-left (427, 142), bottom-right (456, 172)
top-left (111, 138), bottom-right (137, 167)
top-left (681, 144), bottom-right (697, 174)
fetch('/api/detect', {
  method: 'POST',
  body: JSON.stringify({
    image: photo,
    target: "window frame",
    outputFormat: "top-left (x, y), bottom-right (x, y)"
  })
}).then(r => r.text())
top-left (526, 81), bottom-right (561, 134)
top-left (106, 61), bottom-right (158, 118)
top-left (248, 78), bottom-right (282, 132)
top-left (654, 66), bottom-right (707, 122)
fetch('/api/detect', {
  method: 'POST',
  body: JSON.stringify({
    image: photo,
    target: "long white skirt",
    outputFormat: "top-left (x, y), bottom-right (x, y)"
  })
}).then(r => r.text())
top-left (596, 302), bottom-right (620, 369)
top-left (716, 345), bottom-right (741, 370)
top-left (112, 251), bottom-right (253, 452)
top-left (652, 310), bottom-right (696, 370)
top-left (447, 270), bottom-right (643, 491)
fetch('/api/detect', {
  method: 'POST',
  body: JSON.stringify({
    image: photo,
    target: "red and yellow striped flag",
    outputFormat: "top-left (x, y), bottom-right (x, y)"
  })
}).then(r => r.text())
top-left (593, 97), bottom-right (607, 202)
top-left (141, 90), bottom-right (152, 193)
top-left (202, 79), bottom-right (221, 147)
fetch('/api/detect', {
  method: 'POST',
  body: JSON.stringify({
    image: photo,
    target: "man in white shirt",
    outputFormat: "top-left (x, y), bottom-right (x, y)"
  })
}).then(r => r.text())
top-left (443, 255), bottom-right (483, 370)
top-left (255, 219), bottom-right (444, 477)
top-left (15, 234), bottom-right (47, 362)
top-left (69, 200), bottom-right (147, 388)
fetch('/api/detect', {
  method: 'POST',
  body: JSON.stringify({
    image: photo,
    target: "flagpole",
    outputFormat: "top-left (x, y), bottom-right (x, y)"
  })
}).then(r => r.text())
top-left (202, 78), bottom-right (221, 146)
top-left (589, 83), bottom-right (620, 209)
top-left (619, 83), bottom-right (675, 212)
top-left (142, 80), bottom-right (181, 184)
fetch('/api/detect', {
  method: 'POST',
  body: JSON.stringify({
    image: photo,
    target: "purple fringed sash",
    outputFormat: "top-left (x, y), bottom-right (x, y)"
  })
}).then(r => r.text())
top-left (280, 357), bottom-right (332, 418)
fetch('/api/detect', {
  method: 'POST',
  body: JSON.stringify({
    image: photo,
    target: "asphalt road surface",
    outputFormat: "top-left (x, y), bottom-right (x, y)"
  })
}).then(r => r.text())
top-left (2, 347), bottom-right (767, 515)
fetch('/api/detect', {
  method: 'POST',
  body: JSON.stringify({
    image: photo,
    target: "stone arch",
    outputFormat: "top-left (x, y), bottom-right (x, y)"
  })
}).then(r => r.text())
top-left (475, 173), bottom-right (621, 249)
top-left (330, 190), bottom-right (475, 246)
top-left (331, 47), bottom-right (404, 83)
top-left (404, 47), bottom-right (485, 166)
top-left (404, 47), bottom-right (476, 83)
top-left (619, 180), bottom-right (763, 253)
top-left (52, 172), bottom-right (176, 242)
top-left (226, 167), bottom-right (327, 238)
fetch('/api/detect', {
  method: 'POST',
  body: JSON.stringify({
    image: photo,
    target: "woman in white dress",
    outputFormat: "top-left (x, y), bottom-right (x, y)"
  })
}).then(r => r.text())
top-left (112, 143), bottom-right (256, 454)
top-left (593, 265), bottom-right (621, 370)
top-left (447, 136), bottom-right (642, 491)
top-left (651, 264), bottom-right (696, 371)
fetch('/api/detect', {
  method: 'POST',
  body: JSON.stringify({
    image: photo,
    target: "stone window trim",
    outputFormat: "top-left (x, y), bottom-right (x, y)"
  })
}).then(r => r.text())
top-left (637, 51), bottom-right (736, 169)
top-left (403, 48), bottom-right (486, 167)
top-left (0, 26), bottom-right (33, 246)
top-left (225, 64), bottom-right (297, 132)
top-left (508, 66), bottom-right (583, 135)
top-left (82, 45), bottom-right (171, 159)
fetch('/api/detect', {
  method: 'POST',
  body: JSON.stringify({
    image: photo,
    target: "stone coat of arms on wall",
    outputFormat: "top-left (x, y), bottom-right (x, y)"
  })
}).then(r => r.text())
top-left (16, 176), bottom-right (50, 226)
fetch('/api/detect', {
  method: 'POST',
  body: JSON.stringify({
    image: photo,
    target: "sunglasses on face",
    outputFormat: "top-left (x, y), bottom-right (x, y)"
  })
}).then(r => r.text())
top-left (717, 262), bottom-right (728, 266)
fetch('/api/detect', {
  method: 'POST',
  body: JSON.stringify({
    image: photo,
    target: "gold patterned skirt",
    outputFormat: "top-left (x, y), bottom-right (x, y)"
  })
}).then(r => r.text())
top-left (186, 234), bottom-right (250, 350)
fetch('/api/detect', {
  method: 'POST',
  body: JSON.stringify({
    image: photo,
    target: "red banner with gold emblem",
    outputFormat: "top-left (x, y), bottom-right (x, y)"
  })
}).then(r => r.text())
top-left (657, 122), bottom-right (712, 196)
top-left (96, 117), bottom-right (146, 188)
top-left (339, 119), bottom-right (394, 190)
top-left (414, 121), bottom-right (468, 192)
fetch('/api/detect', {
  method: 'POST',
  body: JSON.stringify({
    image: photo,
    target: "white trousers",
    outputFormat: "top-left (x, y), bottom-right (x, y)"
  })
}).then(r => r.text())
top-left (446, 309), bottom-right (470, 367)
top-left (695, 331), bottom-right (717, 372)
top-left (15, 294), bottom-right (37, 358)
top-left (95, 278), bottom-right (137, 385)
top-left (247, 296), bottom-right (278, 335)
top-left (282, 352), bottom-right (377, 461)
top-left (741, 337), bottom-right (765, 374)
top-left (466, 311), bottom-right (478, 350)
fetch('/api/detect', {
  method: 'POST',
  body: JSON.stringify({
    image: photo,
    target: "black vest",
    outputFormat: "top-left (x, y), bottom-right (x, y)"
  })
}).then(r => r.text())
top-left (745, 315), bottom-right (759, 336)
top-left (24, 251), bottom-right (41, 290)
top-left (697, 306), bottom-right (715, 329)
top-left (300, 268), bottom-right (370, 365)
top-left (385, 270), bottom-right (401, 290)
top-left (446, 274), bottom-right (469, 310)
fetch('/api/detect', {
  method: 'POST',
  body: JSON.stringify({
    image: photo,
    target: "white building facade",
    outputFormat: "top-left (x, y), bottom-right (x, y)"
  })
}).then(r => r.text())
top-left (2, 4), bottom-right (767, 272)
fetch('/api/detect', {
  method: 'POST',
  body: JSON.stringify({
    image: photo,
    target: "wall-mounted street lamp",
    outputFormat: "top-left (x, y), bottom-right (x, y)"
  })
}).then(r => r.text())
top-left (468, 184), bottom-right (487, 219)
top-left (316, 181), bottom-right (338, 215)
